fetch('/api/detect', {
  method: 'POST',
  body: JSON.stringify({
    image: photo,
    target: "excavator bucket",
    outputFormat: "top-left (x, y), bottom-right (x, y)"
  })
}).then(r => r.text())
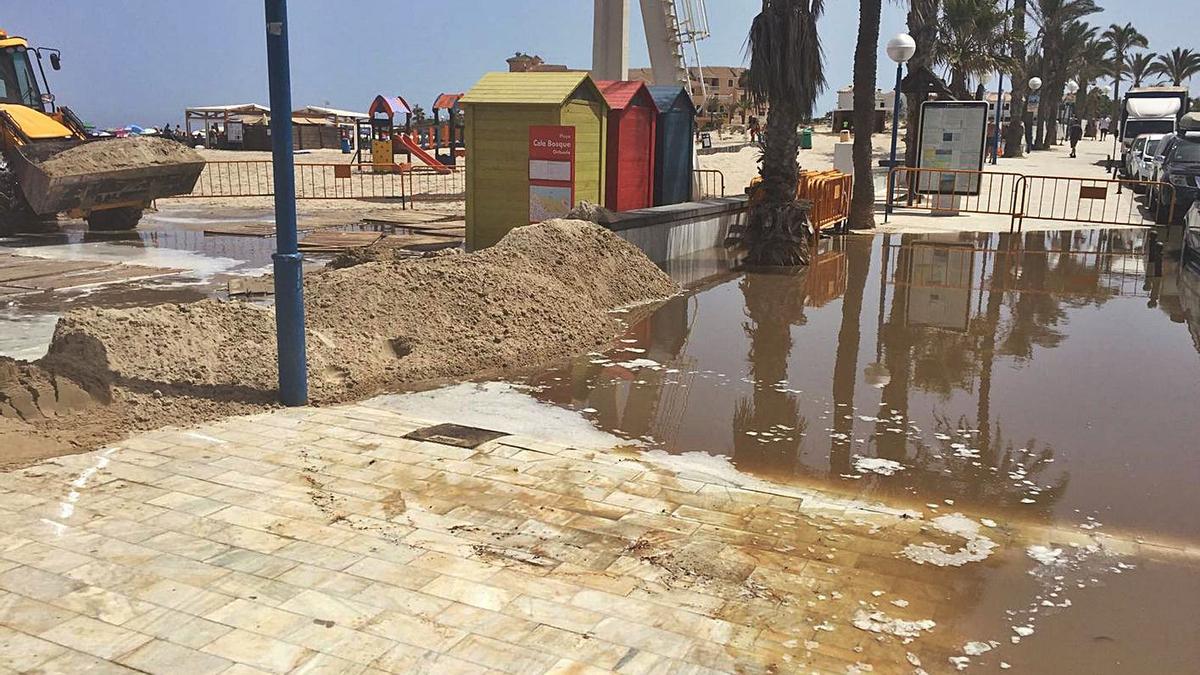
top-left (9, 136), bottom-right (204, 216)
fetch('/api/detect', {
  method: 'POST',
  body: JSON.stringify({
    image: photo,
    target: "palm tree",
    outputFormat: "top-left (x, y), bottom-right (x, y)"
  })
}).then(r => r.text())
top-left (1149, 48), bottom-right (1200, 86)
top-left (1101, 22), bottom-right (1149, 135)
top-left (935, 0), bottom-right (1010, 99)
top-left (745, 0), bottom-right (826, 267)
top-left (1046, 21), bottom-right (1101, 137)
top-left (1126, 52), bottom-right (1157, 88)
top-left (1030, 0), bottom-right (1101, 147)
top-left (1073, 37), bottom-right (1111, 120)
top-left (1004, 0), bottom-right (1030, 157)
top-left (849, 0), bottom-right (882, 230)
top-left (903, 0), bottom-right (940, 168)
top-left (734, 97), bottom-right (754, 125)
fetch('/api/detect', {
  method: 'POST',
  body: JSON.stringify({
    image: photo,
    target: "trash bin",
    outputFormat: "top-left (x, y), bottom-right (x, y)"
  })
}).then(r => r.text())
top-left (800, 127), bottom-right (813, 150)
top-left (340, 137), bottom-right (351, 154)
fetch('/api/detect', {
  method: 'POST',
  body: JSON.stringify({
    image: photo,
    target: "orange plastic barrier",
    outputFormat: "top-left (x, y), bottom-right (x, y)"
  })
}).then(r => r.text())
top-left (745, 168), bottom-right (853, 234)
top-left (798, 170), bottom-right (852, 232)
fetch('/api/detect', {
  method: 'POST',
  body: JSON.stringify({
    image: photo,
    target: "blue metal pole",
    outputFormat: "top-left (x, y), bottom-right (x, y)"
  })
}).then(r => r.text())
top-left (265, 0), bottom-right (308, 406)
top-left (885, 61), bottom-right (903, 218)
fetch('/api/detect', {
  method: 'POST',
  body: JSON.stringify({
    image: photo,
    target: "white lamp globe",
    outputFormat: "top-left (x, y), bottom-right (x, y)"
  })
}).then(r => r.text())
top-left (886, 34), bottom-right (917, 64)
top-left (1028, 76), bottom-right (1043, 91)
top-left (1066, 80), bottom-right (1079, 94)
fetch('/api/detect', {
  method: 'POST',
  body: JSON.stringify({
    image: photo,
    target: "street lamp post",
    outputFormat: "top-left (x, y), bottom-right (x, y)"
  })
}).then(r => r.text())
top-left (884, 33), bottom-right (916, 218)
top-left (1027, 76), bottom-right (1042, 152)
top-left (1065, 79), bottom-right (1079, 123)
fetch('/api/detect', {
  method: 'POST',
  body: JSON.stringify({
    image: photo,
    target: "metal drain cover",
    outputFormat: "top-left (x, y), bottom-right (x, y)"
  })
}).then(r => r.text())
top-left (404, 423), bottom-right (508, 448)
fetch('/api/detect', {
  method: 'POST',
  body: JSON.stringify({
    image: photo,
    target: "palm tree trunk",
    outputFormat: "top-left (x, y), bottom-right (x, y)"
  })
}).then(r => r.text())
top-left (1003, 0), bottom-right (1027, 158)
top-left (850, 0), bottom-right (882, 229)
top-left (745, 105), bottom-right (811, 266)
top-left (903, 0), bottom-right (939, 168)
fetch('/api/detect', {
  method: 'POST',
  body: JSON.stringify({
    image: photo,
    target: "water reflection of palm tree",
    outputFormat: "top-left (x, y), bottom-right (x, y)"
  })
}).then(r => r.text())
top-left (732, 270), bottom-right (811, 474)
top-left (874, 242), bottom-right (912, 461)
top-left (830, 237), bottom-right (873, 475)
top-left (873, 233), bottom-right (1070, 511)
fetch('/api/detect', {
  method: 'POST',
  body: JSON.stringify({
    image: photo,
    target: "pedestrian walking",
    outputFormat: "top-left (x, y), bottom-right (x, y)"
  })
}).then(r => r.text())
top-left (1099, 117), bottom-right (1109, 141)
top-left (985, 121), bottom-right (998, 162)
top-left (1068, 119), bottom-right (1083, 158)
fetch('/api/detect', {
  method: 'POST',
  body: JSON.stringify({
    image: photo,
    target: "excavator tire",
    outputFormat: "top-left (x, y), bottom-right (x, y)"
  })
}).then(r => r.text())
top-left (0, 154), bottom-right (42, 233)
top-left (86, 207), bottom-right (143, 231)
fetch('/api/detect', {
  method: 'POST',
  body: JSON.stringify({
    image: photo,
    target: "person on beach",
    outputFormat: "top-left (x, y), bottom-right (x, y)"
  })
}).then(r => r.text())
top-left (1068, 119), bottom-right (1083, 158)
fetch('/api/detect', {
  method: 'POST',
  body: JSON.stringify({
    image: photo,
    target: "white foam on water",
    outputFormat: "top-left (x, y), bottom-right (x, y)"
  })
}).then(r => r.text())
top-left (641, 449), bottom-right (921, 520)
top-left (367, 381), bottom-right (627, 449)
top-left (0, 311), bottom-right (59, 361)
top-left (0, 243), bottom-right (242, 280)
top-left (853, 456), bottom-right (904, 476)
top-left (1027, 545), bottom-right (1065, 566)
top-left (851, 609), bottom-right (936, 638)
top-left (963, 641), bottom-right (993, 656)
top-left (902, 513), bottom-right (998, 567)
top-left (616, 358), bottom-right (661, 370)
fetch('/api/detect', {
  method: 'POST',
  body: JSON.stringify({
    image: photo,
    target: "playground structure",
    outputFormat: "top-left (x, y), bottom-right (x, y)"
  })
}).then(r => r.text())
top-left (357, 94), bottom-right (453, 174)
top-left (430, 93), bottom-right (464, 166)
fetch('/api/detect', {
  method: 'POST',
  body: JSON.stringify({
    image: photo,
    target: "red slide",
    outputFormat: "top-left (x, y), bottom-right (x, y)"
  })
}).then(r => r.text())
top-left (398, 135), bottom-right (453, 174)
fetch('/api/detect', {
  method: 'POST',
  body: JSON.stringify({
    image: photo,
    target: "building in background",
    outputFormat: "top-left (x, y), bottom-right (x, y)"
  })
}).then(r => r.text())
top-left (831, 86), bottom-right (903, 133)
top-left (628, 66), bottom-right (751, 116)
top-left (506, 52), bottom-right (571, 73)
top-left (985, 91), bottom-right (1013, 123)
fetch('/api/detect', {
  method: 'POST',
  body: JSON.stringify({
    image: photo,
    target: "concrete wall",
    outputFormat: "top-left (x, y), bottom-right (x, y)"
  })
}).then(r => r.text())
top-left (600, 196), bottom-right (748, 267)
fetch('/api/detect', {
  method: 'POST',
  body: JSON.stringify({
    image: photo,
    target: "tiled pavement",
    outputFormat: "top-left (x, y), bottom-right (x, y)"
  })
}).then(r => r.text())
top-left (0, 400), bottom-right (1175, 674)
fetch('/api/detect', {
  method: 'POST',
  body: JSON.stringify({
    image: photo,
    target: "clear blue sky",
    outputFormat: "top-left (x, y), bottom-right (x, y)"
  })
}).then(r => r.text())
top-left (2, 1), bottom-right (1192, 128)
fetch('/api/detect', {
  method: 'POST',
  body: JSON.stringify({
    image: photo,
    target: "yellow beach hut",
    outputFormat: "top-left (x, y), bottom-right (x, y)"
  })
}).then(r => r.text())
top-left (460, 72), bottom-right (608, 249)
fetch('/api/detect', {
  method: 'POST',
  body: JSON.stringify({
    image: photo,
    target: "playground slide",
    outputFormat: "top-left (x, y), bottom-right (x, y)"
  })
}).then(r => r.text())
top-left (399, 135), bottom-right (453, 174)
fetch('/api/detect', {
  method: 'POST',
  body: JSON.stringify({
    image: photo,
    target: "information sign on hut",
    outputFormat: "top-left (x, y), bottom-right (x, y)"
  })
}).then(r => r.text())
top-left (528, 126), bottom-right (576, 222)
top-left (460, 72), bottom-right (608, 249)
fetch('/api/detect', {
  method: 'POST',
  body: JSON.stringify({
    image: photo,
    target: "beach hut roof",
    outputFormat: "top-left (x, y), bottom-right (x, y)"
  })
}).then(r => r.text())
top-left (460, 72), bottom-right (604, 106)
top-left (595, 80), bottom-right (656, 111)
top-left (647, 85), bottom-right (693, 113)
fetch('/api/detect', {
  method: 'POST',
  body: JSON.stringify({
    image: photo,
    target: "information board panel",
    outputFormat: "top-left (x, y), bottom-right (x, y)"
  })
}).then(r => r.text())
top-left (916, 101), bottom-right (989, 195)
top-left (528, 125), bottom-right (575, 223)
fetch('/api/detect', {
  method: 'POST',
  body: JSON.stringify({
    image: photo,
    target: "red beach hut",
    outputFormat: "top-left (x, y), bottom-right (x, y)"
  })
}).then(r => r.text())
top-left (596, 80), bottom-right (657, 212)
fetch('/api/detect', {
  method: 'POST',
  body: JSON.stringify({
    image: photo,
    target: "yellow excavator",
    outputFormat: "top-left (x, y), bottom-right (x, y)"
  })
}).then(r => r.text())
top-left (0, 28), bottom-right (204, 231)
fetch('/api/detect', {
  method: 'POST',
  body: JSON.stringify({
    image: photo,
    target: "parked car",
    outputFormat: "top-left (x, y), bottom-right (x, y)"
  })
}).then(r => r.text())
top-left (1127, 133), bottom-right (1167, 191)
top-left (1149, 126), bottom-right (1200, 224)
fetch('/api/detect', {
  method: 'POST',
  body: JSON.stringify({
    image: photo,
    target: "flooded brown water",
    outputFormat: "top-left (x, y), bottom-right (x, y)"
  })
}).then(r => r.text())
top-left (525, 228), bottom-right (1200, 672)
top-left (531, 229), bottom-right (1200, 541)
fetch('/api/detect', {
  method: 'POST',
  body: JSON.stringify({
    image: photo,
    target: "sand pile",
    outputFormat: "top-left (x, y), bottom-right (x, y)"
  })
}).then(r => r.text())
top-left (34, 137), bottom-right (203, 178)
top-left (5, 220), bottom-right (676, 463)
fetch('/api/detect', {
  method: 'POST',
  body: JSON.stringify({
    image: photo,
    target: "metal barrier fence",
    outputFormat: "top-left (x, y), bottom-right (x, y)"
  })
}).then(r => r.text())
top-left (886, 166), bottom-right (1177, 232)
top-left (405, 166), bottom-right (466, 202)
top-left (182, 160), bottom-right (466, 203)
top-left (693, 169), bottom-right (726, 199)
top-left (887, 167), bottom-right (1025, 218)
top-left (1012, 175), bottom-right (1174, 232)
